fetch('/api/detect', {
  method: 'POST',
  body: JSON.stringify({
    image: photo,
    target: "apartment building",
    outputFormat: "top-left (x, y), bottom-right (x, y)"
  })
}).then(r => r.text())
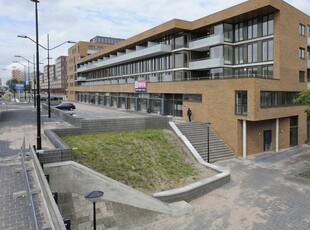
top-left (53, 56), bottom-right (67, 94)
top-left (12, 68), bottom-right (22, 81)
top-left (68, 0), bottom-right (310, 157)
top-left (67, 36), bottom-right (124, 98)
top-left (41, 65), bottom-right (55, 92)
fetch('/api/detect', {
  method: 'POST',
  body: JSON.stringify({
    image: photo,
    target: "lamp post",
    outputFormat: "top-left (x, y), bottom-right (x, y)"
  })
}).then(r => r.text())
top-left (17, 35), bottom-right (75, 118)
top-left (84, 191), bottom-right (104, 230)
top-left (206, 122), bottom-right (211, 163)
top-left (30, 0), bottom-right (42, 150)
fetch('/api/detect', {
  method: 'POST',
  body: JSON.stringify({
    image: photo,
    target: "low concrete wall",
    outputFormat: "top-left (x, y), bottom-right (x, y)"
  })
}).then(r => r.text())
top-left (29, 145), bottom-right (67, 230)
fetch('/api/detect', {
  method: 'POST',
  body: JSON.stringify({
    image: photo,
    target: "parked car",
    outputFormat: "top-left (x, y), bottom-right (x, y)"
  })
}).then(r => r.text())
top-left (54, 103), bottom-right (76, 110)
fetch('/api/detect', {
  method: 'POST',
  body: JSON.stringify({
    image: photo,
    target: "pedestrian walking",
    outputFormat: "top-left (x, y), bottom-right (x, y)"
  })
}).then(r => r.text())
top-left (187, 108), bottom-right (192, 122)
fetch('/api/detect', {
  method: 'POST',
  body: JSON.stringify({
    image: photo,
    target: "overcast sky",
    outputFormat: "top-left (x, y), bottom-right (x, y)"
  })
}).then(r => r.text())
top-left (0, 0), bottom-right (309, 86)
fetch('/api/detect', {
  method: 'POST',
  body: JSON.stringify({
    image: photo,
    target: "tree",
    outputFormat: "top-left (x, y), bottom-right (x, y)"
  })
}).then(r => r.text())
top-left (293, 90), bottom-right (310, 114)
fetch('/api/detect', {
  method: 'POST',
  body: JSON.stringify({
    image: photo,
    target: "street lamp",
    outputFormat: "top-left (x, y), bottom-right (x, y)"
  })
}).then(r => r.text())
top-left (30, 0), bottom-right (42, 150)
top-left (206, 122), bottom-right (212, 163)
top-left (17, 34), bottom-right (75, 118)
top-left (84, 191), bottom-right (104, 230)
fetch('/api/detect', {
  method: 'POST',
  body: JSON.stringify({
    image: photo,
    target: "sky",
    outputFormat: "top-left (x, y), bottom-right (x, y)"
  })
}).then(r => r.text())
top-left (0, 0), bottom-right (309, 86)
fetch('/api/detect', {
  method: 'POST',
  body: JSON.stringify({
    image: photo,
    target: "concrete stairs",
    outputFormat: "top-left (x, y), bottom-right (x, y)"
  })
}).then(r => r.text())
top-left (174, 121), bottom-right (235, 163)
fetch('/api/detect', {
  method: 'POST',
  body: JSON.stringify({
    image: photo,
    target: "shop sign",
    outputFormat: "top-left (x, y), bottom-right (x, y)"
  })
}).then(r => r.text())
top-left (135, 80), bottom-right (147, 92)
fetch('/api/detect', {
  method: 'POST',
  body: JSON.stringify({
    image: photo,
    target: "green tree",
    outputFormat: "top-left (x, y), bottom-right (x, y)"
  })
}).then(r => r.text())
top-left (293, 90), bottom-right (310, 114)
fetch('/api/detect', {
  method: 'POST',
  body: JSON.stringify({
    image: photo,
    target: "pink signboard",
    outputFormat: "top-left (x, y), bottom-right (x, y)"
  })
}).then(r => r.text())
top-left (135, 80), bottom-right (147, 92)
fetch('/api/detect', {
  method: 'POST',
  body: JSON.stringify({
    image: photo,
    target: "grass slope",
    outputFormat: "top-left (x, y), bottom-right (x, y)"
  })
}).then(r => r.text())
top-left (62, 129), bottom-right (199, 192)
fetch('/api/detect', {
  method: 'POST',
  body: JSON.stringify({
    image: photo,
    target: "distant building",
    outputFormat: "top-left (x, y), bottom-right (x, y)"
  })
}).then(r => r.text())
top-left (53, 56), bottom-right (67, 94)
top-left (66, 36), bottom-right (124, 98)
top-left (12, 68), bottom-right (22, 81)
top-left (41, 65), bottom-right (55, 93)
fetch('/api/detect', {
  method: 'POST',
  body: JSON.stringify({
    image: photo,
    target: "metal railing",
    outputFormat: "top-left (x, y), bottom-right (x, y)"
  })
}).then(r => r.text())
top-left (20, 138), bottom-right (39, 230)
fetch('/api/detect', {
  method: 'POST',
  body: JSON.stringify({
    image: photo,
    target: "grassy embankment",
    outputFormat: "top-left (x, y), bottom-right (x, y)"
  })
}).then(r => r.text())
top-left (62, 129), bottom-right (199, 192)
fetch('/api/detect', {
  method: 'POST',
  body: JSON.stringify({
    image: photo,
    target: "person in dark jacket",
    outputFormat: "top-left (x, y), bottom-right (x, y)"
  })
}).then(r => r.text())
top-left (187, 108), bottom-right (192, 122)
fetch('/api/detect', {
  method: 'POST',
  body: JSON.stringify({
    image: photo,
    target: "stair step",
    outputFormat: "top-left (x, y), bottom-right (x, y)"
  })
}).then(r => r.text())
top-left (175, 121), bottom-right (235, 162)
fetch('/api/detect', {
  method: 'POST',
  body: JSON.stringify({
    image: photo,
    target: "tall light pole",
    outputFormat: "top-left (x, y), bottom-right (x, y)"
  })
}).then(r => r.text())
top-left (17, 34), bottom-right (75, 118)
top-left (31, 0), bottom-right (42, 150)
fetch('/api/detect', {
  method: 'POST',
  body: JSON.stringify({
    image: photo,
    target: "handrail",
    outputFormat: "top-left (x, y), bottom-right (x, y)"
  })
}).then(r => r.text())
top-left (20, 137), bottom-right (39, 230)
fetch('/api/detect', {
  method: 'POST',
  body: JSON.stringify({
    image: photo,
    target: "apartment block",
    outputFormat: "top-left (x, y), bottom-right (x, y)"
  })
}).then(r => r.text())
top-left (67, 36), bottom-right (124, 98)
top-left (67, 0), bottom-right (310, 156)
top-left (53, 56), bottom-right (67, 94)
top-left (41, 65), bottom-right (55, 92)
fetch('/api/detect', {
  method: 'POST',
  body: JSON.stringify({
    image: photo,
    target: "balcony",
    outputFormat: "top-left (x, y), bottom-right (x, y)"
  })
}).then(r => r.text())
top-left (76, 76), bottom-right (86, 81)
top-left (78, 43), bottom-right (172, 73)
top-left (189, 57), bottom-right (224, 70)
top-left (189, 35), bottom-right (224, 51)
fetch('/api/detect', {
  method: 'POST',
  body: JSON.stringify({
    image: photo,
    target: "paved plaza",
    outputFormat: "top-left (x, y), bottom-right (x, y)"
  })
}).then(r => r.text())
top-left (0, 100), bottom-right (309, 229)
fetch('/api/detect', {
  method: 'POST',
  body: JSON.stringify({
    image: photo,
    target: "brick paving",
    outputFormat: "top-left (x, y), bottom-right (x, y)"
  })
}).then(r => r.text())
top-left (0, 100), bottom-right (69, 230)
top-left (140, 151), bottom-right (310, 230)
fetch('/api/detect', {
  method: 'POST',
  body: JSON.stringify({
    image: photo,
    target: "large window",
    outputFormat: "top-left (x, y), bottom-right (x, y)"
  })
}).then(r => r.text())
top-left (234, 22), bottom-right (244, 42)
top-left (236, 91), bottom-right (247, 115)
top-left (234, 46), bottom-right (244, 64)
top-left (183, 94), bottom-right (202, 102)
top-left (263, 14), bottom-right (274, 36)
top-left (247, 43), bottom-right (258, 63)
top-left (260, 91), bottom-right (300, 108)
top-left (263, 40), bottom-right (274, 61)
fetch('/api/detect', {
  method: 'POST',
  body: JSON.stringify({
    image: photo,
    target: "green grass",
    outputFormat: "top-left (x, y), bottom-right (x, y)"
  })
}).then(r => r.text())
top-left (296, 171), bottom-right (310, 179)
top-left (62, 129), bottom-right (198, 191)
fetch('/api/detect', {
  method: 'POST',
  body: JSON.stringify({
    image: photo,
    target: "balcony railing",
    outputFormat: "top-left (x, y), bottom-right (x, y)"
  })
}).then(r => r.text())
top-left (189, 57), bottom-right (224, 70)
top-left (78, 43), bottom-right (172, 73)
top-left (189, 34), bottom-right (224, 51)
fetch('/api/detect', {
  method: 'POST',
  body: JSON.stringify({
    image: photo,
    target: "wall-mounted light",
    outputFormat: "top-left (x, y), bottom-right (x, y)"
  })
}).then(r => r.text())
top-left (257, 132), bottom-right (261, 135)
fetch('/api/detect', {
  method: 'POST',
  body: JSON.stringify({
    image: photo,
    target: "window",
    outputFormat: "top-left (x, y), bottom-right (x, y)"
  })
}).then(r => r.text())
top-left (299, 24), bottom-right (305, 36)
top-left (299, 71), bottom-right (305, 82)
top-left (262, 65), bottom-right (273, 78)
top-left (308, 25), bottom-right (310, 38)
top-left (260, 91), bottom-right (300, 107)
top-left (236, 91), bottom-right (247, 115)
top-left (234, 22), bottom-right (244, 42)
top-left (234, 46), bottom-right (244, 64)
top-left (183, 94), bottom-right (202, 102)
top-left (263, 40), bottom-right (274, 61)
top-left (299, 48), bottom-right (305, 59)
top-left (248, 43), bottom-right (258, 63)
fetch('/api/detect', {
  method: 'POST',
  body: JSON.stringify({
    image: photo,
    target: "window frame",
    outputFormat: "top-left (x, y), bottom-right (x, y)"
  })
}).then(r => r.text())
top-left (299, 47), bottom-right (305, 59)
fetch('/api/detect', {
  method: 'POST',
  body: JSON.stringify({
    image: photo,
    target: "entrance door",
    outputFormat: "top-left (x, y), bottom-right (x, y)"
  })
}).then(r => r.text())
top-left (290, 116), bottom-right (298, 147)
top-left (264, 130), bottom-right (272, 151)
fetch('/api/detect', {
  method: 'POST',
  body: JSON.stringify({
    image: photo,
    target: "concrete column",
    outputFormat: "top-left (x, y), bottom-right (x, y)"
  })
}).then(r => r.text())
top-left (276, 118), bottom-right (279, 152)
top-left (243, 120), bottom-right (247, 159)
